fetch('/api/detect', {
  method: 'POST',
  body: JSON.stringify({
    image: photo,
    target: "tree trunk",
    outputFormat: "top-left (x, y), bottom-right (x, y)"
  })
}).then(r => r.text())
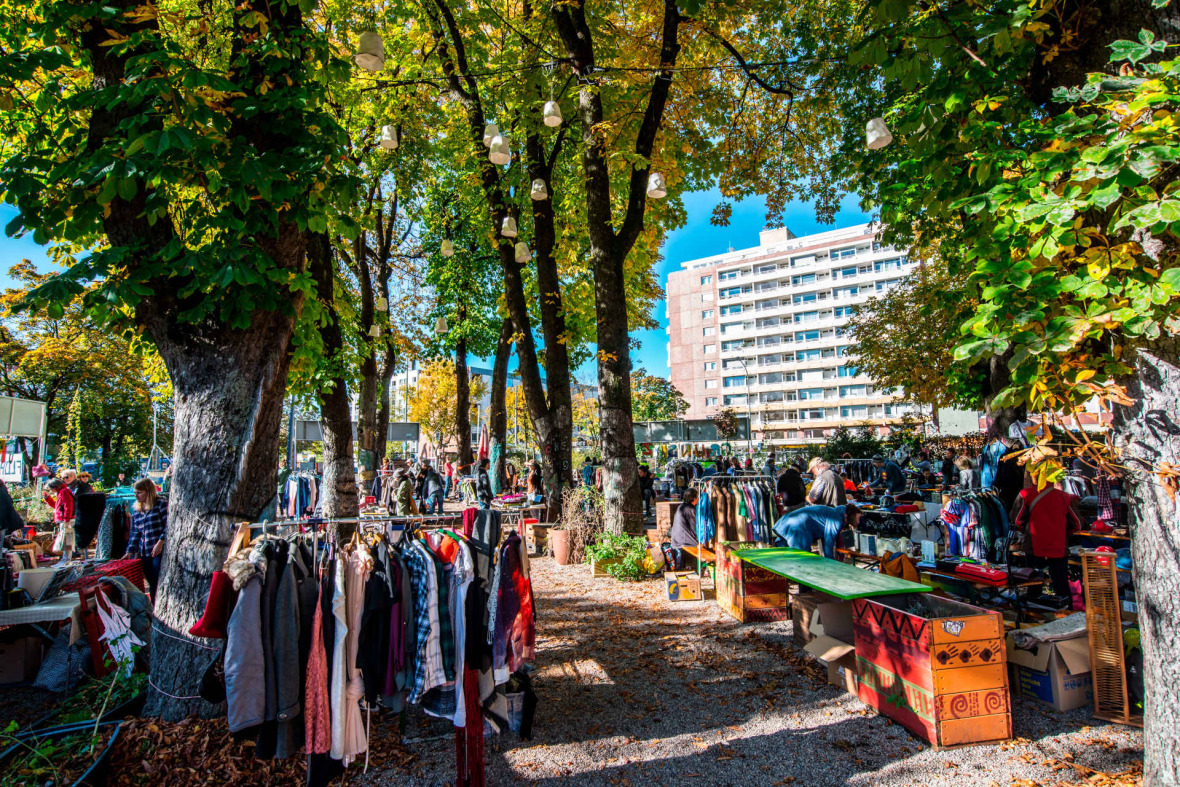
top-left (1111, 338), bottom-right (1180, 782)
top-left (489, 318), bottom-right (513, 494)
top-left (374, 348), bottom-right (396, 467)
top-left (526, 132), bottom-right (576, 520)
top-left (455, 314), bottom-right (474, 472)
top-left (551, 0), bottom-right (680, 534)
top-left (309, 233), bottom-right (358, 523)
top-left (357, 347), bottom-right (380, 478)
top-left (141, 308), bottom-right (297, 719)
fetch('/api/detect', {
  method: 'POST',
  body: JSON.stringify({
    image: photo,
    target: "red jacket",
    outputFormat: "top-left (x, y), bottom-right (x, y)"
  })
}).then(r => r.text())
top-left (1015, 486), bottom-right (1080, 558)
top-left (51, 486), bottom-right (75, 523)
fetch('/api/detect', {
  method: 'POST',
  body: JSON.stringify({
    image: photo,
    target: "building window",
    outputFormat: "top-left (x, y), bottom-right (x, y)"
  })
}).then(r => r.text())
top-left (705, 397), bottom-right (718, 406)
top-left (701, 275), bottom-right (713, 285)
top-left (704, 379), bottom-right (718, 389)
top-left (796, 311), bottom-right (820, 323)
top-left (721, 339), bottom-right (751, 351)
top-left (721, 286), bottom-right (743, 298)
top-left (723, 375), bottom-right (746, 388)
top-left (760, 372), bottom-right (783, 385)
top-left (701, 292), bottom-right (714, 302)
top-left (763, 391), bottom-right (785, 403)
top-left (701, 309), bottom-right (714, 319)
top-left (837, 266), bottom-right (857, 279)
top-left (795, 329), bottom-right (821, 343)
top-left (702, 326), bottom-right (715, 336)
top-left (874, 258), bottom-right (904, 273)
top-left (876, 279), bottom-right (901, 292)
top-left (836, 345), bottom-right (852, 357)
top-left (837, 365), bottom-right (859, 378)
top-left (755, 281), bottom-right (778, 293)
top-left (797, 348), bottom-right (822, 361)
top-left (720, 304), bottom-right (744, 315)
top-left (703, 344), bottom-right (716, 354)
top-left (793, 292), bottom-right (818, 305)
top-left (831, 246), bottom-right (856, 260)
top-left (791, 273), bottom-right (816, 286)
top-left (758, 336), bottom-right (780, 347)
top-left (703, 362), bottom-right (716, 371)
top-left (756, 264), bottom-right (778, 274)
top-left (719, 270), bottom-right (740, 281)
top-left (834, 305), bottom-right (855, 318)
top-left (798, 388), bottom-right (824, 401)
top-left (723, 394), bottom-right (747, 406)
top-left (840, 384), bottom-right (867, 398)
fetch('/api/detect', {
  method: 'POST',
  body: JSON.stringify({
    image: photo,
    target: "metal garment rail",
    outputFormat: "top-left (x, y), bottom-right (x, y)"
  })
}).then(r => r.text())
top-left (688, 475), bottom-right (778, 580)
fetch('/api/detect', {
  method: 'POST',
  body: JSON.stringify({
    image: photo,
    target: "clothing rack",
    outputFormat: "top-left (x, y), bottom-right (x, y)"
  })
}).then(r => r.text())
top-left (689, 475), bottom-right (778, 575)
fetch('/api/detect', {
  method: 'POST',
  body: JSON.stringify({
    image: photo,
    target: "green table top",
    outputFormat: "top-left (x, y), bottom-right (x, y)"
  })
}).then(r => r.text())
top-left (730, 547), bottom-right (931, 601)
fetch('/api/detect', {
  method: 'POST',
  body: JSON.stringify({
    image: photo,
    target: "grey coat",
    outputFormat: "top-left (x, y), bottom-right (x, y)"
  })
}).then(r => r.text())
top-left (225, 558), bottom-right (265, 733)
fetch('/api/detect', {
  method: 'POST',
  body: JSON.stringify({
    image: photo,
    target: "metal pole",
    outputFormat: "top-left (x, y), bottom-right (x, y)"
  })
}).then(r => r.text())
top-left (738, 358), bottom-right (753, 457)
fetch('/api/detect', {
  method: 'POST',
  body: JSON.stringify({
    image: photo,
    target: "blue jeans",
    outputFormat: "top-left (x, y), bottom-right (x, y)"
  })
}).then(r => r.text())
top-left (426, 491), bottom-right (443, 514)
top-left (444, 477), bottom-right (453, 498)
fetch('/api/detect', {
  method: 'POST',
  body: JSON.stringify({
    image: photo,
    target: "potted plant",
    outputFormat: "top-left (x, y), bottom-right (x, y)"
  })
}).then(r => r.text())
top-left (585, 533), bottom-right (653, 581)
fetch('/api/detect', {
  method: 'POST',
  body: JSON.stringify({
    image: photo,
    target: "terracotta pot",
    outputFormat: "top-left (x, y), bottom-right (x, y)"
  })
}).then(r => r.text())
top-left (550, 529), bottom-right (571, 565)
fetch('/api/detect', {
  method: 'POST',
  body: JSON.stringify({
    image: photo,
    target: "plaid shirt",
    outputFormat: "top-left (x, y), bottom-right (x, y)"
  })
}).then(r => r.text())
top-left (403, 541), bottom-right (445, 702)
top-left (127, 503), bottom-right (167, 556)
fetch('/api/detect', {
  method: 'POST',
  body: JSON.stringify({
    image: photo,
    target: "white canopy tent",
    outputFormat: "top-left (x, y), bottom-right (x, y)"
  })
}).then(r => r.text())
top-left (0, 394), bottom-right (48, 483)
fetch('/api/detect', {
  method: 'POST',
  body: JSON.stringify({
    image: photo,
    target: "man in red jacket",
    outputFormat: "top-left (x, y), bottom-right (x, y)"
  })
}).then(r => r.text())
top-left (1010, 472), bottom-right (1081, 596)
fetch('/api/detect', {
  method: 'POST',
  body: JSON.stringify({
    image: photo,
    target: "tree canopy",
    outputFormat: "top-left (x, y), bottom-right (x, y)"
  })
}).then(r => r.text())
top-left (631, 367), bottom-right (689, 422)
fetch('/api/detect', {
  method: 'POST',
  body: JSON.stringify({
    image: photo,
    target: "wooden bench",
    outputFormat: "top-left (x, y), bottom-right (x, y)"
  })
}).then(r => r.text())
top-left (682, 545), bottom-right (716, 564)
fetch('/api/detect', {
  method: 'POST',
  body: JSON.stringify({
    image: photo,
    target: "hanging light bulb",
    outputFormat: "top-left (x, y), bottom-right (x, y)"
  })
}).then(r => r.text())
top-left (866, 117), bottom-right (893, 150)
top-left (379, 125), bottom-right (398, 150)
top-left (434, 316), bottom-right (449, 335)
top-left (488, 134), bottom-right (511, 165)
top-left (530, 178), bottom-right (549, 201)
top-left (482, 122), bottom-right (500, 147)
top-left (376, 296), bottom-right (388, 312)
top-left (441, 239), bottom-right (454, 257)
top-left (369, 324), bottom-right (381, 338)
top-left (514, 241), bottom-right (531, 263)
top-left (542, 100), bottom-right (563, 127)
top-left (355, 31), bottom-right (385, 72)
top-left (646, 172), bottom-right (667, 199)
top-left (500, 215), bottom-right (518, 237)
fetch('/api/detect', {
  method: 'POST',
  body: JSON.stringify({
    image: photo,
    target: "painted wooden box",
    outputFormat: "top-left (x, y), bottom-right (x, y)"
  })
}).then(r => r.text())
top-left (716, 542), bottom-right (791, 623)
top-left (852, 594), bottom-right (1011, 748)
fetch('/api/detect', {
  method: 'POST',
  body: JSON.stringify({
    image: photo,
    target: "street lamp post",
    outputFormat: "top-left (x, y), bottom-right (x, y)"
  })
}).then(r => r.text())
top-left (734, 357), bottom-right (754, 459)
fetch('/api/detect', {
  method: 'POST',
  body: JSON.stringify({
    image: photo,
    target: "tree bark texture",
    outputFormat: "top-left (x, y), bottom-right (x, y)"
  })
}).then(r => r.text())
top-left (455, 306), bottom-right (474, 471)
top-left (142, 307), bottom-right (297, 719)
top-left (489, 318), bottom-right (513, 493)
top-left (526, 128), bottom-right (576, 520)
top-left (309, 233), bottom-right (358, 524)
top-left (1112, 339), bottom-right (1180, 781)
top-left (552, 0), bottom-right (681, 534)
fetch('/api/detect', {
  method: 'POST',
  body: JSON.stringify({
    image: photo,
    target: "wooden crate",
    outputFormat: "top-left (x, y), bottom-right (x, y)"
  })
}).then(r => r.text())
top-left (852, 594), bottom-right (1012, 748)
top-left (1082, 552), bottom-right (1143, 727)
top-left (716, 542), bottom-right (790, 623)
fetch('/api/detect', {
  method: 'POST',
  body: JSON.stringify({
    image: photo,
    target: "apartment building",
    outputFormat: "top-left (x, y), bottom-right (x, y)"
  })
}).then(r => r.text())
top-left (665, 223), bottom-right (922, 445)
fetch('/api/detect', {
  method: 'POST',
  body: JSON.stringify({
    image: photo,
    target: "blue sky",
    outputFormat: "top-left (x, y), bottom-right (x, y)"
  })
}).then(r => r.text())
top-left (1, 193), bottom-right (872, 380)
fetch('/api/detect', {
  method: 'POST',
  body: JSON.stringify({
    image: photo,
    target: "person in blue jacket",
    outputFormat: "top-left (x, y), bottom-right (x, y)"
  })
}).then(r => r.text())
top-left (772, 503), bottom-right (862, 559)
top-left (872, 454), bottom-right (907, 494)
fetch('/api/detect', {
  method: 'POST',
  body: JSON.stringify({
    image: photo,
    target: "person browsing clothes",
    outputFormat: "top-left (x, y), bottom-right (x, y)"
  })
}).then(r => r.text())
top-left (772, 503), bottom-right (861, 559)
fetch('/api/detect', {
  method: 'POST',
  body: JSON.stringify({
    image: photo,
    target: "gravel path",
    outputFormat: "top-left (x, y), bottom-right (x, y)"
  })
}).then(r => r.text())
top-left (363, 557), bottom-right (1143, 786)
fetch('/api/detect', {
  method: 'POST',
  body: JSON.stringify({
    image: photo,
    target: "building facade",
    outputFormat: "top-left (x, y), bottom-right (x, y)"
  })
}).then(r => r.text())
top-left (665, 223), bottom-right (922, 445)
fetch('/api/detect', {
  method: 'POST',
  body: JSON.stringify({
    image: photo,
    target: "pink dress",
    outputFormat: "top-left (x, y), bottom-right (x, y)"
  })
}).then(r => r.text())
top-left (304, 582), bottom-right (331, 754)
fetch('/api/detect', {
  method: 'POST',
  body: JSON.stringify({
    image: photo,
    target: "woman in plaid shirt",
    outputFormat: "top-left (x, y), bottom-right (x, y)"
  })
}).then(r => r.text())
top-left (122, 477), bottom-right (168, 599)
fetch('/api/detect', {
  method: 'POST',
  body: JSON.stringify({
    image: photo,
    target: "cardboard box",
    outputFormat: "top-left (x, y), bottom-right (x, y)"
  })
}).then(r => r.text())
top-left (804, 633), bottom-right (859, 694)
top-left (665, 571), bottom-right (702, 601)
top-left (811, 601), bottom-right (855, 643)
top-left (828, 657), bottom-right (859, 694)
top-left (791, 590), bottom-right (840, 646)
top-left (1006, 633), bottom-right (1093, 712)
top-left (0, 636), bottom-right (42, 685)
